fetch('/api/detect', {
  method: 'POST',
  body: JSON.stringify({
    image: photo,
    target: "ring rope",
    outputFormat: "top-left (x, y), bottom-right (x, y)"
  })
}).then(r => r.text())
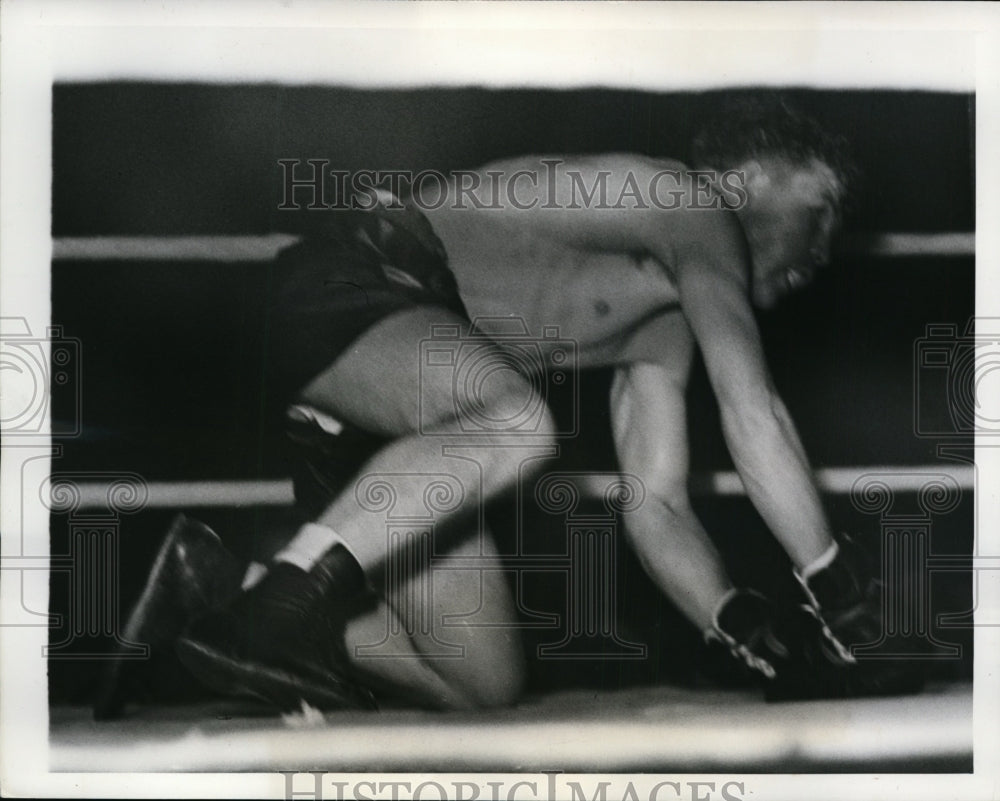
top-left (63, 464), bottom-right (975, 510)
top-left (51, 232), bottom-right (974, 263)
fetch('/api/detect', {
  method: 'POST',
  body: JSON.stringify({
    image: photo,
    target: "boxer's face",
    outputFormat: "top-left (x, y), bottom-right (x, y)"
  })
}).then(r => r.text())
top-left (739, 157), bottom-right (843, 310)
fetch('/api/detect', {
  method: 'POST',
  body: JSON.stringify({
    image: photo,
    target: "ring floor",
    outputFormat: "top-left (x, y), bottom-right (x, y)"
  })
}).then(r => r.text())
top-left (51, 681), bottom-right (971, 773)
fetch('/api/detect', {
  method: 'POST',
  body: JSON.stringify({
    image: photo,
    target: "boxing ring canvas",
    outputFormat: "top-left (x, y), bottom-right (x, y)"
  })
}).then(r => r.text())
top-left (2, 4), bottom-right (999, 800)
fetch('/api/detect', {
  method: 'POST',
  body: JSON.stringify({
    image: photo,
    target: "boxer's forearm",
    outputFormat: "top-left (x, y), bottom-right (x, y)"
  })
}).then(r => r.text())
top-left (622, 497), bottom-right (732, 631)
top-left (668, 254), bottom-right (832, 565)
top-left (719, 392), bottom-right (833, 569)
top-left (608, 362), bottom-right (734, 630)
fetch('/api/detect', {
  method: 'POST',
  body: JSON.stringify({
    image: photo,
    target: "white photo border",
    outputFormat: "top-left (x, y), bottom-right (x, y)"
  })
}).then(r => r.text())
top-left (2, 1), bottom-right (998, 798)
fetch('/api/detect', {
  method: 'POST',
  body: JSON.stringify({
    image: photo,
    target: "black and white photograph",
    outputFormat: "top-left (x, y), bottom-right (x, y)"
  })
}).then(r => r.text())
top-left (1, 2), bottom-right (999, 798)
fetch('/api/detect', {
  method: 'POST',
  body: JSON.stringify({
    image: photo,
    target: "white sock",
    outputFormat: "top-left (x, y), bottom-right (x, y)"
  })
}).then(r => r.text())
top-left (273, 522), bottom-right (355, 573)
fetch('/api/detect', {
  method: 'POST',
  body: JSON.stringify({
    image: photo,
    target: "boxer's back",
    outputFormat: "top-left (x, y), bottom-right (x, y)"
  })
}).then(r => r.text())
top-left (423, 154), bottom-right (734, 368)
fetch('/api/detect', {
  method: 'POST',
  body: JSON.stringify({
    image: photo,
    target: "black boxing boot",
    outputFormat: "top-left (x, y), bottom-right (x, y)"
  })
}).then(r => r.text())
top-left (93, 514), bottom-right (243, 720)
top-left (175, 543), bottom-right (378, 712)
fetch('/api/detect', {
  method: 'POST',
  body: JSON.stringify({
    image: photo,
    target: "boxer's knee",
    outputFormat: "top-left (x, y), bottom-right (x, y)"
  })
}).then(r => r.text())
top-left (426, 559), bottom-right (527, 709)
top-left (469, 656), bottom-right (526, 709)
top-left (451, 370), bottom-right (557, 453)
top-left (484, 378), bottom-right (557, 442)
top-left (448, 637), bottom-right (527, 709)
top-left (459, 377), bottom-right (557, 491)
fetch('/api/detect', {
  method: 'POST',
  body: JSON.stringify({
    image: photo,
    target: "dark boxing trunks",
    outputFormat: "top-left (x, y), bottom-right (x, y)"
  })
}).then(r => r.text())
top-left (264, 198), bottom-right (468, 408)
top-left (264, 198), bottom-right (468, 515)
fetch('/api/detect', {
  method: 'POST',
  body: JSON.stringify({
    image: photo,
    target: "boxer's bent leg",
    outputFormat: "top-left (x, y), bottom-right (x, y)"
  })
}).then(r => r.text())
top-left (297, 305), bottom-right (551, 707)
top-left (344, 526), bottom-right (525, 710)
top-left (297, 305), bottom-right (556, 567)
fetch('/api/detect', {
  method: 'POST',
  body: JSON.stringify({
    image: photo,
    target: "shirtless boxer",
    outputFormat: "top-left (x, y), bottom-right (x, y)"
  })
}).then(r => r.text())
top-left (101, 98), bottom-right (912, 716)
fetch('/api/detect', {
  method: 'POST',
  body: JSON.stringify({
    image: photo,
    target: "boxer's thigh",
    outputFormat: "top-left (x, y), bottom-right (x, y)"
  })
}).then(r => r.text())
top-left (295, 305), bottom-right (461, 437)
top-left (298, 305), bottom-right (544, 441)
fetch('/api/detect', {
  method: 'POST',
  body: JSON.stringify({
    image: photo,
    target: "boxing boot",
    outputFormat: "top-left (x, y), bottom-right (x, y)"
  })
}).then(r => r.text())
top-left (93, 514), bottom-right (243, 720)
top-left (176, 544), bottom-right (378, 712)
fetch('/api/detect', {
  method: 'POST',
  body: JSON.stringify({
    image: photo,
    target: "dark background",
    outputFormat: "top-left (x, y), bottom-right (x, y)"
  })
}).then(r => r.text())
top-left (48, 85), bottom-right (975, 704)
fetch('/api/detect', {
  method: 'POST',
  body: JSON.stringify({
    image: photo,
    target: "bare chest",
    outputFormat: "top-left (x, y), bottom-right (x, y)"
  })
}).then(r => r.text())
top-left (438, 232), bottom-right (677, 370)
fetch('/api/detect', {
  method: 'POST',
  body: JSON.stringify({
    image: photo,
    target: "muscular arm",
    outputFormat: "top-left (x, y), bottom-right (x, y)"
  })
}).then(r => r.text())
top-left (542, 158), bottom-right (833, 569)
top-left (610, 321), bottom-right (731, 630)
top-left (660, 215), bottom-right (832, 568)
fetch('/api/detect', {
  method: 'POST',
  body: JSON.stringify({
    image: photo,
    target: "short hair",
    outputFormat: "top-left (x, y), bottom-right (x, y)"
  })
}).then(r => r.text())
top-left (690, 92), bottom-right (858, 206)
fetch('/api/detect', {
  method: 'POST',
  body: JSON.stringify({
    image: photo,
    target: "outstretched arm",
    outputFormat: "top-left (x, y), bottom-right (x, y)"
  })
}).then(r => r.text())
top-left (536, 157), bottom-right (834, 571)
top-left (662, 216), bottom-right (833, 569)
top-left (609, 320), bottom-right (732, 630)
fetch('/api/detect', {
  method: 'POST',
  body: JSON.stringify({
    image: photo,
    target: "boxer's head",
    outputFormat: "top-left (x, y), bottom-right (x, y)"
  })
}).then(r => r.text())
top-left (692, 94), bottom-right (856, 309)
